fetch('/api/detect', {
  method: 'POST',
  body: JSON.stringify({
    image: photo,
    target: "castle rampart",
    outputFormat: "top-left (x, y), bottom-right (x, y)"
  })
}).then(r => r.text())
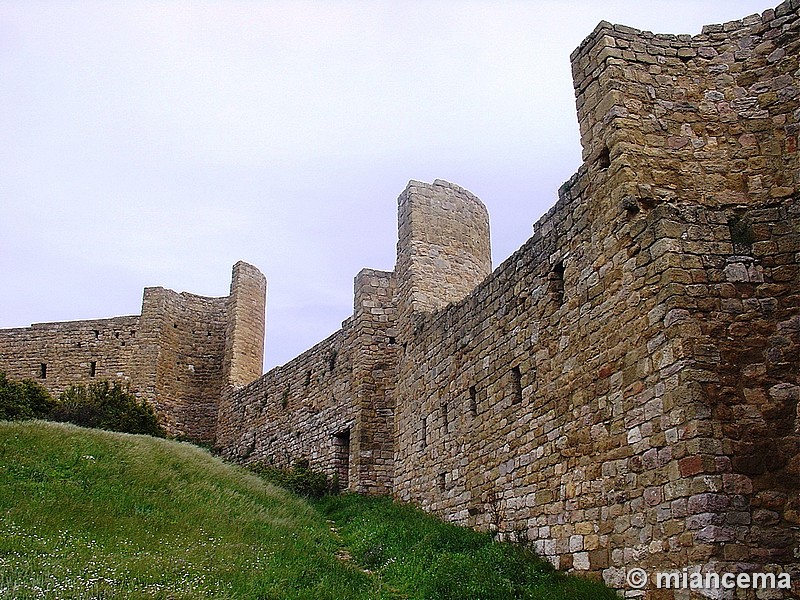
top-left (0, 3), bottom-right (797, 597)
top-left (142, 286), bottom-right (228, 441)
top-left (0, 261), bottom-right (266, 443)
top-left (0, 315), bottom-right (144, 397)
top-left (216, 266), bottom-right (400, 495)
top-left (218, 3), bottom-right (798, 596)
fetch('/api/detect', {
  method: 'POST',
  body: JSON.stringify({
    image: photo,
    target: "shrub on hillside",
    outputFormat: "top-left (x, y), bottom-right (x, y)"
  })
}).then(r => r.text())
top-left (51, 381), bottom-right (165, 437)
top-left (0, 372), bottom-right (56, 421)
top-left (249, 458), bottom-right (337, 498)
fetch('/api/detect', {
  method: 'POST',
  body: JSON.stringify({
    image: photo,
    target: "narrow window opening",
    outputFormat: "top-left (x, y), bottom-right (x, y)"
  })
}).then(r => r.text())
top-left (130, 330), bottom-right (136, 338)
top-left (442, 402), bottom-right (448, 428)
top-left (333, 430), bottom-right (351, 491)
top-left (93, 330), bottom-right (99, 339)
top-left (597, 145), bottom-right (611, 170)
top-left (328, 349), bottom-right (337, 373)
top-left (388, 336), bottom-right (396, 345)
top-left (39, 363), bottom-right (47, 379)
top-left (728, 213), bottom-right (754, 255)
top-left (90, 361), bottom-right (97, 377)
top-left (281, 387), bottom-right (290, 409)
top-left (439, 472), bottom-right (447, 491)
top-left (550, 261), bottom-right (565, 305)
top-left (421, 417), bottom-right (427, 448)
top-left (469, 386), bottom-right (477, 417)
top-left (173, 323), bottom-right (178, 329)
top-left (511, 366), bottom-right (523, 404)
top-left (114, 331), bottom-right (120, 339)
top-left (304, 370), bottom-right (312, 387)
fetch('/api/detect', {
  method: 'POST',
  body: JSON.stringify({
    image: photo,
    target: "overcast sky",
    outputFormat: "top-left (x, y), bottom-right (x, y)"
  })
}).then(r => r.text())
top-left (1, 0), bottom-right (772, 370)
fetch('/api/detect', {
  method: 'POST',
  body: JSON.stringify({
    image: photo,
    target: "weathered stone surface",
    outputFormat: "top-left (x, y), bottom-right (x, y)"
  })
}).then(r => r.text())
top-left (0, 262), bottom-right (266, 443)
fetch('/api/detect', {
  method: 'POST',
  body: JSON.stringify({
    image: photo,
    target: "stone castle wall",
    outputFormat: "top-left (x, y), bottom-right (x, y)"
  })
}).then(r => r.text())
top-left (219, 3), bottom-right (798, 596)
top-left (216, 323), bottom-right (358, 482)
top-left (141, 286), bottom-right (228, 441)
top-left (0, 315), bottom-right (144, 396)
top-left (224, 261), bottom-right (268, 388)
top-left (0, 3), bottom-right (797, 597)
top-left (0, 261), bottom-right (266, 443)
top-left (395, 180), bottom-right (492, 319)
top-left (566, 2), bottom-right (799, 588)
top-left (217, 267), bottom-right (399, 495)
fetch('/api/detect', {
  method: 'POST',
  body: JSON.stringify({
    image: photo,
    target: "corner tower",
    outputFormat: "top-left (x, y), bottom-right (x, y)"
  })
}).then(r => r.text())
top-left (223, 261), bottom-right (267, 388)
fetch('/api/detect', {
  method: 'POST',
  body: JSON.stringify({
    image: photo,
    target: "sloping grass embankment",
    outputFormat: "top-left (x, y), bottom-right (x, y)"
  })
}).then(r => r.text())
top-left (0, 421), bottom-right (383, 599)
top-left (1, 421), bottom-right (618, 599)
top-left (315, 495), bottom-right (618, 600)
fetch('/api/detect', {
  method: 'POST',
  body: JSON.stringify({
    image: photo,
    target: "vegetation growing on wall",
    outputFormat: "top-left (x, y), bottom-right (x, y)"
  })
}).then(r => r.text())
top-left (248, 458), bottom-right (338, 498)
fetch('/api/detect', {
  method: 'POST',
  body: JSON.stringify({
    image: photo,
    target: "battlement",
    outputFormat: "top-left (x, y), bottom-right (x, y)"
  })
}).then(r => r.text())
top-left (0, 3), bottom-right (797, 597)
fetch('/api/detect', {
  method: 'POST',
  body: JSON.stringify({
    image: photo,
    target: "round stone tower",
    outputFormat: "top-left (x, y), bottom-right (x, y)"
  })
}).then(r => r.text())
top-left (395, 179), bottom-right (492, 324)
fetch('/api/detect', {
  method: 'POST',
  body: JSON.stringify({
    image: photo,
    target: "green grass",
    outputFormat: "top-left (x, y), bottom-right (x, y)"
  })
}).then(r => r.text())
top-left (0, 421), bottom-right (619, 599)
top-left (314, 495), bottom-right (618, 600)
top-left (0, 421), bottom-right (383, 599)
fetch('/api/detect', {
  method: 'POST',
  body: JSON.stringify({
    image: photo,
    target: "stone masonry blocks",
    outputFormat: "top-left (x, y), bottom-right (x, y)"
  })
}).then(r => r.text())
top-left (0, 262), bottom-right (267, 443)
top-left (0, 4), bottom-right (798, 599)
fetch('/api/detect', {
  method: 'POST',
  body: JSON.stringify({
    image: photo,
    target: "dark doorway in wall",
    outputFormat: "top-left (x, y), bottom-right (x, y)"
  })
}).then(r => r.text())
top-left (333, 429), bottom-right (350, 491)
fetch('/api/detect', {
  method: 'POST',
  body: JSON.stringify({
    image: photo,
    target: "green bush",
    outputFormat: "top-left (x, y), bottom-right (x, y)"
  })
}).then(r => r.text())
top-left (0, 372), bottom-right (56, 421)
top-left (51, 381), bottom-right (165, 437)
top-left (249, 458), bottom-right (336, 498)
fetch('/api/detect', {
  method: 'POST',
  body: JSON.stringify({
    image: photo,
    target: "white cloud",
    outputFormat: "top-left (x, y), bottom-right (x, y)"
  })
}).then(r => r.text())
top-left (0, 0), bottom-right (773, 367)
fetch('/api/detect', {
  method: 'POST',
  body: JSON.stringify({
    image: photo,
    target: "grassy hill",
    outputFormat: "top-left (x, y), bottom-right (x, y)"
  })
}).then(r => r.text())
top-left (0, 422), bottom-right (617, 599)
top-left (0, 421), bottom-right (379, 599)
